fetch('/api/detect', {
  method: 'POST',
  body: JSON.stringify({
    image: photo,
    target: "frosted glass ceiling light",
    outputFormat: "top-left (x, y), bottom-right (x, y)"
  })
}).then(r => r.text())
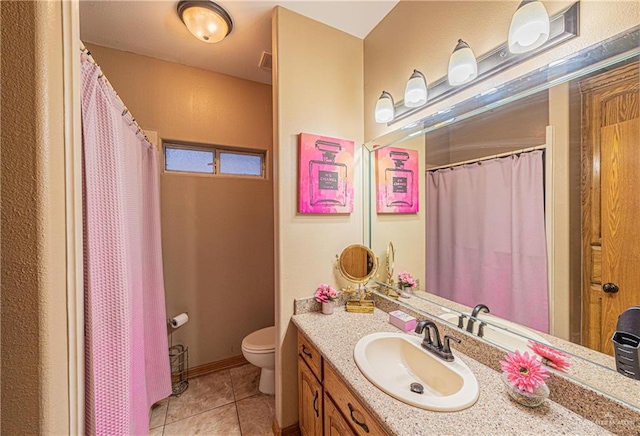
top-left (448, 40), bottom-right (478, 86)
top-left (404, 70), bottom-right (428, 108)
top-left (375, 91), bottom-right (395, 123)
top-left (508, 0), bottom-right (550, 54)
top-left (177, 0), bottom-right (233, 44)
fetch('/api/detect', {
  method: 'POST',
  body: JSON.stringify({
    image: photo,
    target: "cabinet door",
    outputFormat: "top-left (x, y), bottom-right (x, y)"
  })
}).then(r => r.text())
top-left (298, 357), bottom-right (322, 436)
top-left (324, 394), bottom-right (356, 436)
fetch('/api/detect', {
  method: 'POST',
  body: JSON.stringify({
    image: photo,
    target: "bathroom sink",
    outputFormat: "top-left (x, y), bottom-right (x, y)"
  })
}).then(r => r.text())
top-left (353, 332), bottom-right (479, 411)
top-left (439, 312), bottom-right (551, 354)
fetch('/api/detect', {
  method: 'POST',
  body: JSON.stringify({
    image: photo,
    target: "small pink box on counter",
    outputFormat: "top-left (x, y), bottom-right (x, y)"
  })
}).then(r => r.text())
top-left (388, 310), bottom-right (417, 332)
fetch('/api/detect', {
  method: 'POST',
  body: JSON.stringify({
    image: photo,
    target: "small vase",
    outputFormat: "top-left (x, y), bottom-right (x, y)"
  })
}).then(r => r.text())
top-left (400, 286), bottom-right (412, 298)
top-left (321, 301), bottom-right (335, 315)
top-left (501, 372), bottom-right (549, 407)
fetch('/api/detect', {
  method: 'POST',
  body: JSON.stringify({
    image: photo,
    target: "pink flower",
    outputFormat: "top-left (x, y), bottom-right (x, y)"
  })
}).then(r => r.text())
top-left (314, 283), bottom-right (338, 303)
top-left (528, 341), bottom-right (572, 373)
top-left (397, 271), bottom-right (416, 288)
top-left (500, 351), bottom-right (549, 393)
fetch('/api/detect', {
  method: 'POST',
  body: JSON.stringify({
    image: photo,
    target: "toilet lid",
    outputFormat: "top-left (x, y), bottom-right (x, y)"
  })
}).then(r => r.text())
top-left (242, 326), bottom-right (275, 352)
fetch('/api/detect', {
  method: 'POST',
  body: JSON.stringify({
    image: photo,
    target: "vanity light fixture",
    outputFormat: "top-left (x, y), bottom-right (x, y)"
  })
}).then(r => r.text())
top-left (447, 40), bottom-right (478, 86)
top-left (508, 0), bottom-right (550, 53)
top-left (404, 70), bottom-right (428, 108)
top-left (375, 91), bottom-right (395, 123)
top-left (177, 0), bottom-right (233, 44)
top-left (375, 2), bottom-right (579, 126)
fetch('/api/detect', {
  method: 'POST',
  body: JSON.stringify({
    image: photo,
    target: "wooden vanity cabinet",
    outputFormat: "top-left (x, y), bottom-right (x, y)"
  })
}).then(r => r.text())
top-left (298, 332), bottom-right (388, 436)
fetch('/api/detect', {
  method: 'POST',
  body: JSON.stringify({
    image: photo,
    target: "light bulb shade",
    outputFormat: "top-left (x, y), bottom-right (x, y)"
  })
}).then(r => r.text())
top-left (404, 70), bottom-right (428, 108)
top-left (178, 0), bottom-right (233, 44)
top-left (448, 40), bottom-right (478, 86)
top-left (508, 0), bottom-right (550, 54)
top-left (375, 91), bottom-right (395, 123)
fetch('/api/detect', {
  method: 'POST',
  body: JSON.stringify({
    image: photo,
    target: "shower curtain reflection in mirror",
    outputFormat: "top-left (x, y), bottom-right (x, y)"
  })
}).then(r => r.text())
top-left (426, 151), bottom-right (549, 332)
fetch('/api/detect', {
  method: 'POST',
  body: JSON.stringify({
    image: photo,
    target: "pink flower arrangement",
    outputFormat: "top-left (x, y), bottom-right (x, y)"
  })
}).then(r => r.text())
top-left (397, 271), bottom-right (416, 289)
top-left (500, 350), bottom-right (549, 393)
top-left (314, 283), bottom-right (338, 303)
top-left (528, 341), bottom-right (572, 373)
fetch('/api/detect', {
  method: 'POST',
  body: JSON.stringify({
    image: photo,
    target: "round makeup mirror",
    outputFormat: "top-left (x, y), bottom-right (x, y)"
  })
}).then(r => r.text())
top-left (386, 241), bottom-right (395, 284)
top-left (336, 244), bottom-right (378, 285)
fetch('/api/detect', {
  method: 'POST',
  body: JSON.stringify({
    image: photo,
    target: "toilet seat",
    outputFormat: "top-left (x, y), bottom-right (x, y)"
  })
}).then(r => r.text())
top-left (242, 326), bottom-right (275, 354)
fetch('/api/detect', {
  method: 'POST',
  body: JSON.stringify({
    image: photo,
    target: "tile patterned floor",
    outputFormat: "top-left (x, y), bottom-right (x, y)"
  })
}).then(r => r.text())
top-left (150, 364), bottom-right (275, 435)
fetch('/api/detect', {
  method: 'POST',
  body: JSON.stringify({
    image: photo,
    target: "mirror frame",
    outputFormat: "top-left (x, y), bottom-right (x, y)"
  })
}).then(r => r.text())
top-left (336, 244), bottom-right (379, 285)
top-left (385, 241), bottom-right (395, 284)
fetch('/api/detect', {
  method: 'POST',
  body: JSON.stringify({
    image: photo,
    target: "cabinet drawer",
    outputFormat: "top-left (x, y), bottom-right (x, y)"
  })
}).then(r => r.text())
top-left (324, 363), bottom-right (388, 436)
top-left (298, 332), bottom-right (322, 380)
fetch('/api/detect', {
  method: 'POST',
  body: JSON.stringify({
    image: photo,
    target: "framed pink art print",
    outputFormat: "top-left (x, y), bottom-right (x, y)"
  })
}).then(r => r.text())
top-left (376, 146), bottom-right (419, 214)
top-left (298, 133), bottom-right (354, 214)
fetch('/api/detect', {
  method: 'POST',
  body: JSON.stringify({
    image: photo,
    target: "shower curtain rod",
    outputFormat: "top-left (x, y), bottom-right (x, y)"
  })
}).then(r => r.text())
top-left (426, 144), bottom-right (546, 172)
top-left (80, 42), bottom-right (149, 142)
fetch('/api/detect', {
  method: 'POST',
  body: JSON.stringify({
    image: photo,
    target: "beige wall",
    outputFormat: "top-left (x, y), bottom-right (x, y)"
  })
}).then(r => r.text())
top-left (273, 7), bottom-right (364, 428)
top-left (85, 44), bottom-right (274, 367)
top-left (365, 0), bottom-right (640, 141)
top-left (0, 1), bottom-right (69, 433)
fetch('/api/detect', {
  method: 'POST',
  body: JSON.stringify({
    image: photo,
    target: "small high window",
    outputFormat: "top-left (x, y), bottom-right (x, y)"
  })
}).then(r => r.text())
top-left (164, 143), bottom-right (265, 178)
top-left (165, 147), bottom-right (214, 174)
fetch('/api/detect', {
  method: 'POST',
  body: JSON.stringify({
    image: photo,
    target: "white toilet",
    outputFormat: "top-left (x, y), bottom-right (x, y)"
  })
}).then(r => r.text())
top-left (241, 326), bottom-right (275, 395)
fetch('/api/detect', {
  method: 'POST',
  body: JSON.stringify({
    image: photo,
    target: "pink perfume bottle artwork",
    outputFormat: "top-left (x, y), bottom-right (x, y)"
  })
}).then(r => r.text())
top-left (309, 140), bottom-right (347, 207)
top-left (299, 133), bottom-right (354, 214)
top-left (376, 146), bottom-right (419, 214)
top-left (385, 151), bottom-right (413, 207)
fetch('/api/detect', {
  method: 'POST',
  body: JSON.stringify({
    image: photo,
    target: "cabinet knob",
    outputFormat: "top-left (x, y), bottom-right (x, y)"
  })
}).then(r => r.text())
top-left (603, 283), bottom-right (619, 294)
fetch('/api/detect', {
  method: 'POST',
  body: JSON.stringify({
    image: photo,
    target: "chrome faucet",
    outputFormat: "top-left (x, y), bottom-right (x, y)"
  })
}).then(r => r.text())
top-left (466, 304), bottom-right (490, 334)
top-left (415, 320), bottom-right (461, 362)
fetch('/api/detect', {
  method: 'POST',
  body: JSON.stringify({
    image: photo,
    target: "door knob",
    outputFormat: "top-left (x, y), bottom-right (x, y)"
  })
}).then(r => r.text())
top-left (603, 283), bottom-right (619, 294)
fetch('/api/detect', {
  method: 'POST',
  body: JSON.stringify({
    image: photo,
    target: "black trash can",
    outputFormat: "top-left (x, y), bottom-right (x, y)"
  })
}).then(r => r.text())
top-left (612, 306), bottom-right (640, 380)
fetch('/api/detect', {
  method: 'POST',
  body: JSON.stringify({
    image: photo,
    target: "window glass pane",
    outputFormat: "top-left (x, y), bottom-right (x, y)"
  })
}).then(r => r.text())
top-left (219, 152), bottom-right (263, 176)
top-left (165, 147), bottom-right (214, 173)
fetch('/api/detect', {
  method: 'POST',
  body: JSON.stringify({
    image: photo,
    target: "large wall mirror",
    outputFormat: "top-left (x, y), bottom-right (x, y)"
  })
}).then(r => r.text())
top-left (364, 27), bottom-right (640, 410)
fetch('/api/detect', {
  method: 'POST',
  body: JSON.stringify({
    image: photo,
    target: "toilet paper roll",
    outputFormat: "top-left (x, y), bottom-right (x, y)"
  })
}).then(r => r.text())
top-left (170, 313), bottom-right (189, 328)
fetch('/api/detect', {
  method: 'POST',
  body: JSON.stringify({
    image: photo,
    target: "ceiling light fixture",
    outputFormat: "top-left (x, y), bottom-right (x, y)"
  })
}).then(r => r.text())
top-left (404, 70), bottom-right (428, 108)
top-left (508, 0), bottom-right (550, 53)
top-left (447, 39), bottom-right (478, 86)
top-left (375, 91), bottom-right (395, 123)
top-left (177, 0), bottom-right (233, 44)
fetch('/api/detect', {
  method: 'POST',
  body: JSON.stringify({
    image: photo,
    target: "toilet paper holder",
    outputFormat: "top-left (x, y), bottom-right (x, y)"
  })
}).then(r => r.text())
top-left (167, 312), bottom-right (190, 395)
top-left (168, 312), bottom-right (189, 329)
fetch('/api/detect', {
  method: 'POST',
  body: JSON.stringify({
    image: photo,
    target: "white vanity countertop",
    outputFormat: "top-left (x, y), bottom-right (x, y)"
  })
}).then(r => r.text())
top-left (292, 308), bottom-right (610, 436)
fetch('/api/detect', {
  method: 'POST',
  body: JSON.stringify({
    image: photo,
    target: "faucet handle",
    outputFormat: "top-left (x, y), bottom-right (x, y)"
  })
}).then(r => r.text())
top-left (457, 314), bottom-right (466, 329)
top-left (478, 322), bottom-right (487, 338)
top-left (442, 335), bottom-right (461, 354)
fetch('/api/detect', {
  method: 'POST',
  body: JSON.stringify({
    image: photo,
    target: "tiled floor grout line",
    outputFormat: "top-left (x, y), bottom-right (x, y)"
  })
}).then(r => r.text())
top-left (228, 367), bottom-right (246, 435)
top-left (165, 399), bottom-right (237, 427)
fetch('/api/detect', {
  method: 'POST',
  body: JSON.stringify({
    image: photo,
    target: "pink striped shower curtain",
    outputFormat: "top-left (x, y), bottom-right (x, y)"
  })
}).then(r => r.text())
top-left (81, 58), bottom-right (171, 435)
top-left (426, 151), bottom-right (549, 333)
